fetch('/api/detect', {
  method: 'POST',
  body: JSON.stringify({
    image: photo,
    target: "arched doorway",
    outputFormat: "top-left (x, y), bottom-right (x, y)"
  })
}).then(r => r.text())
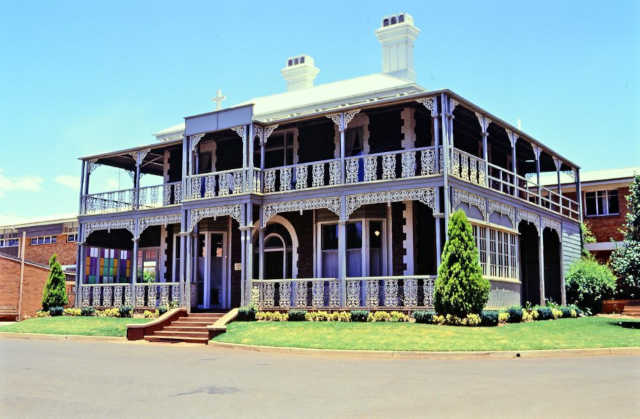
top-left (264, 233), bottom-right (287, 279)
top-left (519, 221), bottom-right (540, 305)
top-left (543, 228), bottom-right (562, 304)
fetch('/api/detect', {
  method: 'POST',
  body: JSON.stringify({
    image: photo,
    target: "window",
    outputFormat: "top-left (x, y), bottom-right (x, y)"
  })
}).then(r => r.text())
top-left (0, 233), bottom-right (19, 248)
top-left (85, 246), bottom-right (131, 284)
top-left (30, 235), bottom-right (57, 246)
top-left (67, 233), bottom-right (78, 242)
top-left (345, 127), bottom-right (364, 157)
top-left (585, 190), bottom-right (619, 216)
top-left (473, 224), bottom-right (517, 280)
top-left (319, 219), bottom-right (386, 278)
top-left (264, 132), bottom-right (295, 168)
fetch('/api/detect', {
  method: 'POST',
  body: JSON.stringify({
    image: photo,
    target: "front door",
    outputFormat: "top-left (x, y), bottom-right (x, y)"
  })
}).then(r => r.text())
top-left (197, 232), bottom-right (228, 309)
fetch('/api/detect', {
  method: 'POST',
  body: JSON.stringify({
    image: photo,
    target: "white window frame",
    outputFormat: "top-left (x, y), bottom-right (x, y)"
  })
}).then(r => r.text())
top-left (315, 218), bottom-right (388, 278)
top-left (584, 189), bottom-right (619, 217)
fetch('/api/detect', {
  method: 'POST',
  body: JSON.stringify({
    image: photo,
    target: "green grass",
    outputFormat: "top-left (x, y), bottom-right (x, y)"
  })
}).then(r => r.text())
top-left (214, 317), bottom-right (640, 351)
top-left (0, 317), bottom-right (148, 337)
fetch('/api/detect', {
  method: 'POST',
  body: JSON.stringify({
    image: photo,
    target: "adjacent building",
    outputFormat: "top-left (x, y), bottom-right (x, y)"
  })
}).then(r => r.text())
top-left (73, 13), bottom-right (583, 313)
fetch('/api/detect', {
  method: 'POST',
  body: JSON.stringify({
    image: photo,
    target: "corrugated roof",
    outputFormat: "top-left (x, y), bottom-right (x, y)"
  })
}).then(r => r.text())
top-left (540, 167), bottom-right (639, 186)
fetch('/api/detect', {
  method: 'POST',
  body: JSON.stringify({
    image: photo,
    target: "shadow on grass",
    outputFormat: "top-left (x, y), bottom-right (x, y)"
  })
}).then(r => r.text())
top-left (605, 319), bottom-right (640, 329)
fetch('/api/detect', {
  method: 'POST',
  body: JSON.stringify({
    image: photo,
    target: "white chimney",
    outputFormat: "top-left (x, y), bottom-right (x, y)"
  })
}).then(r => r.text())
top-left (375, 13), bottom-right (420, 82)
top-left (281, 55), bottom-right (320, 91)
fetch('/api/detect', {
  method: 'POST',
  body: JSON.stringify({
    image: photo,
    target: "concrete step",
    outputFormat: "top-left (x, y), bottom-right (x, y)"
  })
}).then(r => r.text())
top-left (187, 316), bottom-right (223, 322)
top-left (164, 325), bottom-right (207, 332)
top-left (151, 330), bottom-right (208, 338)
top-left (170, 320), bottom-right (210, 327)
top-left (144, 335), bottom-right (209, 344)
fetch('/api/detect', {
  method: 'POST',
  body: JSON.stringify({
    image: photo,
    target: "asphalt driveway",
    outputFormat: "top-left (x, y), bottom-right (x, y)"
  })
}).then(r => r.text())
top-left (0, 338), bottom-right (638, 418)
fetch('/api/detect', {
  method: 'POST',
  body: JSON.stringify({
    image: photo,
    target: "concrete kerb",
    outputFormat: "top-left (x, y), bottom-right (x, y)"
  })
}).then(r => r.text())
top-left (207, 341), bottom-right (640, 360)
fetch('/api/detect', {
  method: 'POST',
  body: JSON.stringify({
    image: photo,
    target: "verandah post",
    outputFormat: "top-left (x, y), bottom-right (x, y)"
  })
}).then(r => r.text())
top-left (538, 227), bottom-right (546, 305)
top-left (245, 201), bottom-right (253, 305)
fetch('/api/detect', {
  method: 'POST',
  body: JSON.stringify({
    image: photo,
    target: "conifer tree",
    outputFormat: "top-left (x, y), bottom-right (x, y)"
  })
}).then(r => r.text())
top-left (434, 209), bottom-right (490, 316)
top-left (611, 175), bottom-right (640, 297)
top-left (42, 254), bottom-right (68, 311)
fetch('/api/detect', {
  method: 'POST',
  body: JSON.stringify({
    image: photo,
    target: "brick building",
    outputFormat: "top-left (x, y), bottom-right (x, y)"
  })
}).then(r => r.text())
top-left (543, 167), bottom-right (639, 264)
top-left (0, 217), bottom-right (78, 319)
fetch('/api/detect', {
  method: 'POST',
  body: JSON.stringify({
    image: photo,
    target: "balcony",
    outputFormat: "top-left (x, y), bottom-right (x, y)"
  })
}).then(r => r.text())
top-left (81, 181), bottom-right (182, 215)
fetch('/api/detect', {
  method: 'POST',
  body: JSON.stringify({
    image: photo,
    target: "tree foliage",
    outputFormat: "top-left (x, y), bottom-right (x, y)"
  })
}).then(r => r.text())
top-left (565, 257), bottom-right (616, 314)
top-left (611, 174), bottom-right (640, 297)
top-left (42, 254), bottom-right (68, 311)
top-left (580, 222), bottom-right (596, 258)
top-left (434, 210), bottom-right (490, 317)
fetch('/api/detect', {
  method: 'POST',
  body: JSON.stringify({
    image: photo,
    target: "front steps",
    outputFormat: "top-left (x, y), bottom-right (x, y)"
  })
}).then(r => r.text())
top-left (623, 302), bottom-right (640, 317)
top-left (144, 312), bottom-right (224, 344)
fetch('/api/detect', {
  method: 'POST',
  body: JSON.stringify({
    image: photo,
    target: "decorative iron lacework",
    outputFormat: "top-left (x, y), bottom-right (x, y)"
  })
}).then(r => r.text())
top-left (475, 112), bottom-right (491, 133)
top-left (326, 109), bottom-right (361, 131)
top-left (262, 197), bottom-right (341, 227)
top-left (255, 124), bottom-right (278, 145)
top-left (488, 200), bottom-right (515, 228)
top-left (138, 214), bottom-right (181, 239)
top-left (82, 219), bottom-right (135, 242)
top-left (541, 216), bottom-right (561, 234)
top-left (345, 188), bottom-right (435, 218)
top-left (188, 205), bottom-right (242, 231)
top-left (416, 97), bottom-right (438, 117)
top-left (231, 126), bottom-right (246, 140)
top-left (517, 209), bottom-right (540, 232)
top-left (190, 133), bottom-right (205, 150)
top-left (87, 161), bottom-right (100, 175)
top-left (452, 188), bottom-right (487, 220)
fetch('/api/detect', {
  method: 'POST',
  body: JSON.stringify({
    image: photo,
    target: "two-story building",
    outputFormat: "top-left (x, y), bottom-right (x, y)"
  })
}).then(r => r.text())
top-left (75, 13), bottom-right (582, 314)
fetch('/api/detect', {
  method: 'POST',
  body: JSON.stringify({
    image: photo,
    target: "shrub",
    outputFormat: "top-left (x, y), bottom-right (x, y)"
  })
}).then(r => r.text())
top-left (551, 308), bottom-right (562, 320)
top-left (611, 175), bottom-right (640, 298)
top-left (434, 210), bottom-right (490, 317)
top-left (81, 306), bottom-right (95, 316)
top-left (143, 310), bottom-right (158, 319)
top-left (480, 310), bottom-right (499, 327)
top-left (98, 308), bottom-right (120, 318)
top-left (522, 309), bottom-right (534, 322)
top-left (158, 305), bottom-right (168, 316)
top-left (256, 311), bottom-right (288, 321)
top-left (288, 310), bottom-right (307, 321)
top-left (413, 311), bottom-right (435, 324)
top-left (337, 311), bottom-right (351, 322)
top-left (560, 307), bottom-right (572, 318)
top-left (42, 255), bottom-right (68, 311)
top-left (118, 306), bottom-right (133, 318)
top-left (350, 310), bottom-right (369, 322)
top-left (507, 306), bottom-right (523, 323)
top-left (63, 308), bottom-right (81, 316)
top-left (368, 311), bottom-right (391, 322)
top-left (237, 306), bottom-right (257, 321)
top-left (565, 258), bottom-right (616, 314)
top-left (389, 311), bottom-right (410, 322)
top-left (34, 310), bottom-right (49, 318)
top-left (498, 312), bottom-right (509, 323)
top-left (305, 311), bottom-right (330, 321)
top-left (535, 306), bottom-right (553, 320)
top-left (48, 306), bottom-right (64, 316)
top-left (465, 313), bottom-right (481, 326)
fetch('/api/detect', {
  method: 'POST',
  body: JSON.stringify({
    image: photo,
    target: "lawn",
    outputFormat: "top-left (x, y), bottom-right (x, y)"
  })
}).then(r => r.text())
top-left (0, 317), bottom-right (148, 337)
top-left (214, 317), bottom-right (640, 351)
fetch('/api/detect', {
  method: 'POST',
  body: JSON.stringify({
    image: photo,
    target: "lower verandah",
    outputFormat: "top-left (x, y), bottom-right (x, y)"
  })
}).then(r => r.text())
top-left (76, 198), bottom-right (561, 311)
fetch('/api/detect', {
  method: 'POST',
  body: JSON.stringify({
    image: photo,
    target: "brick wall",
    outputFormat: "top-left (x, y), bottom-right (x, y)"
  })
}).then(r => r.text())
top-left (24, 233), bottom-right (77, 266)
top-left (0, 255), bottom-right (75, 319)
top-left (584, 186), bottom-right (629, 243)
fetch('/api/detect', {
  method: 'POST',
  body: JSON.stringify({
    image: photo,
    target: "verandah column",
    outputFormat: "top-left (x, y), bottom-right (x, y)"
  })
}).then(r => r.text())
top-left (131, 236), bottom-right (139, 305)
top-left (533, 146), bottom-right (542, 205)
top-left (338, 195), bottom-right (347, 306)
top-left (239, 203), bottom-right (247, 306)
top-left (258, 207), bottom-right (264, 280)
top-left (245, 201), bottom-right (254, 305)
top-left (538, 227), bottom-right (546, 305)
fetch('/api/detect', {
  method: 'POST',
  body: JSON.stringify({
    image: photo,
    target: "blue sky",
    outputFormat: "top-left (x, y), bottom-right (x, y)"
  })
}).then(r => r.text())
top-left (0, 0), bottom-right (638, 224)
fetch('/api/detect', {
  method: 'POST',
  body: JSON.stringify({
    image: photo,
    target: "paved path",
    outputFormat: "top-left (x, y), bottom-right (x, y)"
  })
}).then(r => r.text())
top-left (1, 338), bottom-right (639, 418)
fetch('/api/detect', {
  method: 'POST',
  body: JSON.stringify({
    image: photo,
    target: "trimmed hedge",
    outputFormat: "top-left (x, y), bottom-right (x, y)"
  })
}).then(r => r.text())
top-left (237, 306), bottom-right (257, 321)
top-left (413, 311), bottom-right (435, 324)
top-left (288, 310), bottom-right (307, 321)
top-left (507, 306), bottom-right (523, 323)
top-left (480, 310), bottom-right (499, 327)
top-left (536, 307), bottom-right (554, 320)
top-left (350, 310), bottom-right (369, 322)
top-left (118, 305), bottom-right (133, 318)
top-left (81, 306), bottom-right (95, 316)
top-left (48, 306), bottom-right (64, 316)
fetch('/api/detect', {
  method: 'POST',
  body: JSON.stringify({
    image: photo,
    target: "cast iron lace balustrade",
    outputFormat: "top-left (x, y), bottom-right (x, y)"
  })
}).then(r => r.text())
top-left (79, 283), bottom-right (179, 308)
top-left (82, 188), bottom-right (134, 215)
top-left (187, 168), bottom-right (259, 200)
top-left (344, 146), bottom-right (437, 185)
top-left (251, 279), bottom-right (340, 310)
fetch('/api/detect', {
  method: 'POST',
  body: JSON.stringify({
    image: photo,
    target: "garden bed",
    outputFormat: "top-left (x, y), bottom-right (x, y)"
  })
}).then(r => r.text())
top-left (0, 317), bottom-right (148, 337)
top-left (213, 317), bottom-right (640, 351)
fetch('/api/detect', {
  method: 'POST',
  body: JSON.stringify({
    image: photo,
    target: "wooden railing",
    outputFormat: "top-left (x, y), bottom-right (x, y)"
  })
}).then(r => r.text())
top-left (250, 275), bottom-right (436, 310)
top-left (79, 282), bottom-right (180, 308)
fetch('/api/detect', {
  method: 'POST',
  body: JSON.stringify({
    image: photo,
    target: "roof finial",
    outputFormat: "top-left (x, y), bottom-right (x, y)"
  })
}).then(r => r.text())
top-left (212, 89), bottom-right (226, 110)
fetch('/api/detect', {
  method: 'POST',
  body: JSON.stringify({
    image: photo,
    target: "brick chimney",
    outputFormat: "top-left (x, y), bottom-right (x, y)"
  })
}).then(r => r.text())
top-left (281, 55), bottom-right (319, 91)
top-left (375, 13), bottom-right (420, 82)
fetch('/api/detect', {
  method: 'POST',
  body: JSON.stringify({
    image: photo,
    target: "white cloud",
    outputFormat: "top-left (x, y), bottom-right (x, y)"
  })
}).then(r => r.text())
top-left (0, 169), bottom-right (43, 198)
top-left (55, 175), bottom-right (80, 190)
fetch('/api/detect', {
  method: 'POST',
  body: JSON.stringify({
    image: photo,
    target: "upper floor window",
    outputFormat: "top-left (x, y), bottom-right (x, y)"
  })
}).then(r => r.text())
top-left (67, 233), bottom-right (78, 242)
top-left (585, 190), bottom-right (619, 216)
top-left (265, 132), bottom-right (294, 168)
top-left (0, 233), bottom-right (19, 248)
top-left (345, 126), bottom-right (364, 157)
top-left (30, 235), bottom-right (57, 246)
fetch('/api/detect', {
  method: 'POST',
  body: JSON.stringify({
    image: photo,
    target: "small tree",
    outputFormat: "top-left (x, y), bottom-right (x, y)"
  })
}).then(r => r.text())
top-left (434, 210), bottom-right (490, 317)
top-left (580, 221), bottom-right (596, 258)
top-left (611, 174), bottom-right (640, 298)
top-left (566, 258), bottom-right (616, 314)
top-left (42, 254), bottom-right (68, 311)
